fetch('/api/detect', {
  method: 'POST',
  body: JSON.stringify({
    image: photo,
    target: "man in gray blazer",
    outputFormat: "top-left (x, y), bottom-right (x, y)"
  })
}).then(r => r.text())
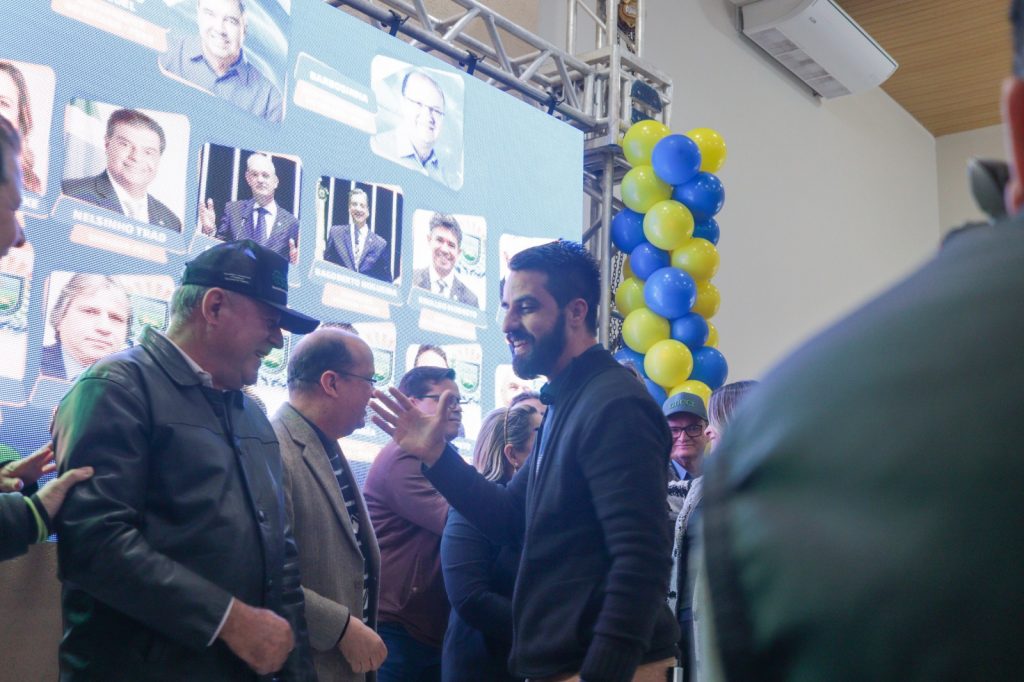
top-left (273, 328), bottom-right (386, 680)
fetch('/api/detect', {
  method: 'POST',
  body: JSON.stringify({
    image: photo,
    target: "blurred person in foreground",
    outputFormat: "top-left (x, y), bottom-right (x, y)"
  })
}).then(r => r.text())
top-left (694, 4), bottom-right (1024, 680)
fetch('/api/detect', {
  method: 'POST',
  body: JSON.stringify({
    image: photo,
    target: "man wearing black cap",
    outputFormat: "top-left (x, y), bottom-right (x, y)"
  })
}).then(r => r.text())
top-left (694, 3), bottom-right (1024, 680)
top-left (53, 239), bottom-right (319, 681)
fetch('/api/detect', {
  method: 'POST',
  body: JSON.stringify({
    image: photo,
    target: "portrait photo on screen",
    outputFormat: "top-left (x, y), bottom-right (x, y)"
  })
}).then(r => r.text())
top-left (317, 176), bottom-right (402, 284)
top-left (197, 143), bottom-right (302, 264)
top-left (410, 209), bottom-right (486, 310)
top-left (60, 100), bottom-right (189, 233)
top-left (158, 0), bottom-right (290, 123)
top-left (403, 341), bottom-right (482, 440)
top-left (370, 56), bottom-right (465, 191)
top-left (0, 59), bottom-right (55, 201)
top-left (494, 363), bottom-right (544, 408)
top-left (0, 243), bottom-right (34, 384)
top-left (497, 233), bottom-right (556, 301)
top-left (39, 272), bottom-right (173, 383)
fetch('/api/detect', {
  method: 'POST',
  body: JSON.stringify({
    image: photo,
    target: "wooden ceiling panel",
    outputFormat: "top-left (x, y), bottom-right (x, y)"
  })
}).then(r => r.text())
top-left (840, 0), bottom-right (1009, 136)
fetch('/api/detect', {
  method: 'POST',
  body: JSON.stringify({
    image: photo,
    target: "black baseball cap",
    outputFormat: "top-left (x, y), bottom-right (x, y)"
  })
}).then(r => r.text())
top-left (182, 239), bottom-right (319, 334)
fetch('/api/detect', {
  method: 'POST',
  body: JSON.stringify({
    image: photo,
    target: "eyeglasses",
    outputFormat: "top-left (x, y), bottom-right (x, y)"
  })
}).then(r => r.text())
top-left (669, 423), bottom-right (707, 440)
top-left (418, 394), bottom-right (470, 405)
top-left (404, 96), bottom-right (445, 119)
top-left (335, 370), bottom-right (376, 386)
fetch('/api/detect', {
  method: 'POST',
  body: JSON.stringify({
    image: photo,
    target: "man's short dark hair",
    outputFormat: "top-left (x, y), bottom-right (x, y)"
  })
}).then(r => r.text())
top-left (508, 240), bottom-right (601, 335)
top-left (428, 212), bottom-right (462, 247)
top-left (287, 331), bottom-right (355, 391)
top-left (321, 321), bottom-right (359, 335)
top-left (414, 343), bottom-right (448, 367)
top-left (399, 366), bottom-right (456, 399)
top-left (105, 109), bottom-right (166, 154)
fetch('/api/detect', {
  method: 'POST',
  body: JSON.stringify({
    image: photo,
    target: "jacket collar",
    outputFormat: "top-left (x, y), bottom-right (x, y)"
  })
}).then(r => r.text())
top-left (539, 343), bottom-right (606, 406)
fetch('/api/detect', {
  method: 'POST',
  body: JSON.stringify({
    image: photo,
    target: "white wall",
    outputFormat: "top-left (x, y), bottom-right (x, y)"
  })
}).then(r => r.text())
top-left (936, 124), bottom-right (1005, 237)
top-left (534, 0), bottom-right (941, 380)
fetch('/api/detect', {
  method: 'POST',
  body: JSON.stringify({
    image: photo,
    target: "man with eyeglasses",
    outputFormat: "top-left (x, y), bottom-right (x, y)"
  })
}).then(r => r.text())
top-left (271, 327), bottom-right (386, 681)
top-left (363, 366), bottom-right (464, 682)
top-left (664, 392), bottom-right (709, 484)
top-left (372, 69), bottom-right (457, 188)
top-left (62, 108), bottom-right (182, 232)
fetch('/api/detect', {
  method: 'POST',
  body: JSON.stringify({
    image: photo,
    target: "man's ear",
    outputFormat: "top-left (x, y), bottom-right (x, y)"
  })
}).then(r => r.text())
top-left (565, 298), bottom-right (588, 329)
top-left (319, 371), bottom-right (338, 397)
top-left (200, 288), bottom-right (227, 324)
top-left (1002, 77), bottom-right (1024, 216)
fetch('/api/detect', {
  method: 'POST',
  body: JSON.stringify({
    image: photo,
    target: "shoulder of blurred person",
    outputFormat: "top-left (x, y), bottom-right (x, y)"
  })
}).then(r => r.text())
top-left (700, 214), bottom-right (1024, 681)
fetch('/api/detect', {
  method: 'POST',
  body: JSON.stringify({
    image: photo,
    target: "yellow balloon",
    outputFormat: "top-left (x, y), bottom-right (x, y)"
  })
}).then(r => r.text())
top-left (622, 119), bottom-right (671, 167)
top-left (644, 339), bottom-right (694, 389)
top-left (706, 321), bottom-right (719, 348)
top-left (621, 165), bottom-right (672, 213)
top-left (686, 127), bottom-right (727, 173)
top-left (692, 280), bottom-right (721, 319)
top-left (671, 237), bottom-right (719, 281)
top-left (643, 200), bottom-right (694, 251)
top-left (669, 379), bottom-right (712, 407)
top-left (622, 255), bottom-right (636, 280)
top-left (622, 308), bottom-right (670, 353)
top-left (614, 277), bottom-right (646, 316)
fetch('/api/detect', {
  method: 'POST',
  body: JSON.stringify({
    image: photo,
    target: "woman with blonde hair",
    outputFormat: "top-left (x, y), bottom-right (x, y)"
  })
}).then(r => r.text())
top-left (440, 404), bottom-right (541, 681)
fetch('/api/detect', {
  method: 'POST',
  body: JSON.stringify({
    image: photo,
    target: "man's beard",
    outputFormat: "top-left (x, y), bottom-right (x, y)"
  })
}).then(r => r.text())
top-left (510, 312), bottom-right (566, 380)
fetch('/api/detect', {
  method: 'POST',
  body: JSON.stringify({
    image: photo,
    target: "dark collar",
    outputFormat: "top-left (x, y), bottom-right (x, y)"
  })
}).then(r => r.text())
top-left (539, 343), bottom-right (604, 406)
top-left (297, 410), bottom-right (338, 456)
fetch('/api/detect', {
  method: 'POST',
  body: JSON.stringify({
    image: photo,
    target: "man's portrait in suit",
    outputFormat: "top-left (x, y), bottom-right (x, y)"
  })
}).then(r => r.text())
top-left (159, 0), bottom-right (286, 123)
top-left (412, 212), bottom-right (480, 308)
top-left (200, 151), bottom-right (299, 263)
top-left (370, 58), bottom-right (464, 190)
top-left (62, 108), bottom-right (183, 232)
top-left (323, 188), bottom-right (391, 281)
top-left (40, 273), bottom-right (132, 382)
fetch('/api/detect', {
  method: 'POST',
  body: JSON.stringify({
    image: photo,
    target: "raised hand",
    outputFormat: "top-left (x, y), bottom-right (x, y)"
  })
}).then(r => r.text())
top-left (370, 386), bottom-right (455, 465)
top-left (199, 198), bottom-right (217, 236)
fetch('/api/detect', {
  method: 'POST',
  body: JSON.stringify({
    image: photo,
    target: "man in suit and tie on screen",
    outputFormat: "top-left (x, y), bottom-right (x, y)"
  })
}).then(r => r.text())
top-left (200, 152), bottom-right (299, 263)
top-left (62, 108), bottom-right (182, 232)
top-left (412, 212), bottom-right (478, 308)
top-left (323, 188), bottom-right (391, 282)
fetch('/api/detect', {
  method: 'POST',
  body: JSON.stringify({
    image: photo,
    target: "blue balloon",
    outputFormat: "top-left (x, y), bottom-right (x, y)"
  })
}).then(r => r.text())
top-left (614, 346), bottom-right (648, 378)
top-left (644, 378), bottom-right (667, 405)
top-left (611, 208), bottom-right (646, 253)
top-left (671, 313), bottom-right (709, 349)
top-left (693, 218), bottom-right (720, 245)
top-left (672, 172), bottom-right (725, 222)
top-left (690, 346), bottom-right (729, 390)
top-left (644, 267), bottom-right (697, 319)
top-left (629, 241), bottom-right (670, 280)
top-left (651, 134), bottom-right (701, 186)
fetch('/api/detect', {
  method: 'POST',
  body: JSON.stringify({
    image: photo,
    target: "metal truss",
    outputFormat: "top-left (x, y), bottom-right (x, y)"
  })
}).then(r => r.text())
top-left (325, 0), bottom-right (673, 345)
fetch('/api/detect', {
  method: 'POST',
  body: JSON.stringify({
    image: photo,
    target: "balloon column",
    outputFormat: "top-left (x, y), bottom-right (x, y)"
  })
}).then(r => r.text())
top-left (613, 121), bottom-right (729, 407)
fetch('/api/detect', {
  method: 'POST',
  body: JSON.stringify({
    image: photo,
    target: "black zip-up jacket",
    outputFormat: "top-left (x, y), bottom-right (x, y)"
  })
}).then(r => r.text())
top-left (425, 345), bottom-right (678, 682)
top-left (53, 327), bottom-right (314, 681)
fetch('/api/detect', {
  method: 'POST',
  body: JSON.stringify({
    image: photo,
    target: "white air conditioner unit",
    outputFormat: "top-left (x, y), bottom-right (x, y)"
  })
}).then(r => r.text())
top-left (738, 0), bottom-right (897, 98)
